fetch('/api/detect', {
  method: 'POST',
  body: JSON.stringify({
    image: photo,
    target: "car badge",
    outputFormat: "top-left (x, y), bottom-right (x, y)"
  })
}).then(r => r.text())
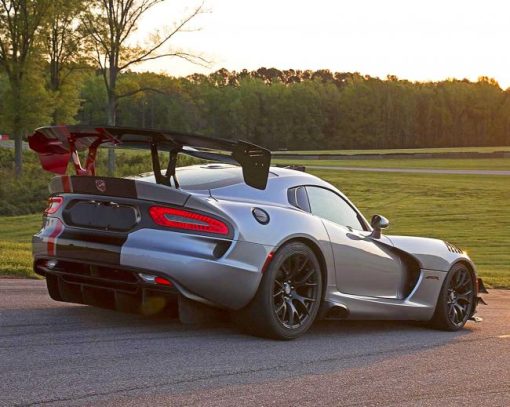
top-left (95, 179), bottom-right (106, 192)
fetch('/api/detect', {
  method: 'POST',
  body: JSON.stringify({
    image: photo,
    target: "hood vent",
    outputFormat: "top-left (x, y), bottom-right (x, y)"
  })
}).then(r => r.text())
top-left (444, 241), bottom-right (463, 254)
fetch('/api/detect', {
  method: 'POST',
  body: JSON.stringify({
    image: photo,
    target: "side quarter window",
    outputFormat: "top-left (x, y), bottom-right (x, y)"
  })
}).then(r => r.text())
top-left (306, 186), bottom-right (365, 231)
top-left (287, 186), bottom-right (311, 212)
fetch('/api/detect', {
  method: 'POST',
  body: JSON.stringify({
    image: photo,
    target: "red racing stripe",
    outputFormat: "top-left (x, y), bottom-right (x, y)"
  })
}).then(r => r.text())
top-left (47, 219), bottom-right (64, 256)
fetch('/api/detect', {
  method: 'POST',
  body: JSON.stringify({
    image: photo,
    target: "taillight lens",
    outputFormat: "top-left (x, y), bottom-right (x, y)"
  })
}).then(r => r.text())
top-left (44, 196), bottom-right (63, 215)
top-left (149, 206), bottom-right (229, 236)
top-left (155, 276), bottom-right (173, 286)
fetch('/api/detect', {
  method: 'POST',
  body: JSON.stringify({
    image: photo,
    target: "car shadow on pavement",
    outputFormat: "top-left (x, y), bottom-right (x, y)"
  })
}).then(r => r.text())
top-left (310, 318), bottom-right (474, 340)
top-left (2, 301), bottom-right (474, 345)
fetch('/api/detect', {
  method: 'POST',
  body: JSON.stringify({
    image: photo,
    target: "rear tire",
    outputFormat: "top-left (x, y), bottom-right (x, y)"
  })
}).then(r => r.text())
top-left (430, 263), bottom-right (476, 331)
top-left (234, 242), bottom-right (323, 340)
top-left (46, 275), bottom-right (63, 302)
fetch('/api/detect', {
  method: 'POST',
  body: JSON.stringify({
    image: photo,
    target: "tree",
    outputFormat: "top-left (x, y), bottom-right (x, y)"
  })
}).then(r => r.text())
top-left (0, 0), bottom-right (50, 176)
top-left (43, 0), bottom-right (88, 124)
top-left (82, 0), bottom-right (206, 175)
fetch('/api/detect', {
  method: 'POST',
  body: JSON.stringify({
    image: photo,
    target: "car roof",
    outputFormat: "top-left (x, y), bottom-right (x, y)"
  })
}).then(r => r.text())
top-left (131, 163), bottom-right (361, 216)
top-left (132, 163), bottom-right (323, 191)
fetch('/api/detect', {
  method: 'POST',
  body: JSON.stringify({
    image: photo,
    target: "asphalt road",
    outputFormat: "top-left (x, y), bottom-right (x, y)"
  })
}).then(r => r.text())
top-left (1, 280), bottom-right (509, 407)
top-left (308, 165), bottom-right (510, 176)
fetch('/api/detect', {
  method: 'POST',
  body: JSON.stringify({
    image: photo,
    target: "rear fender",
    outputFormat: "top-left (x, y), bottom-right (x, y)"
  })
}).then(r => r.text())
top-left (214, 200), bottom-right (336, 288)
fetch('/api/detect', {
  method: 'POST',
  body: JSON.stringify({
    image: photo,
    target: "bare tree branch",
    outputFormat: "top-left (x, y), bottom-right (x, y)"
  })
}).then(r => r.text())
top-left (117, 86), bottom-right (170, 99)
top-left (119, 2), bottom-right (205, 70)
top-left (127, 51), bottom-right (210, 67)
top-left (81, 0), bottom-right (207, 174)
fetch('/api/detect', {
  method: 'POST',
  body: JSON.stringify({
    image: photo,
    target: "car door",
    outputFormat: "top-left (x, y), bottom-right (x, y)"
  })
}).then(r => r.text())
top-left (305, 186), bottom-right (405, 299)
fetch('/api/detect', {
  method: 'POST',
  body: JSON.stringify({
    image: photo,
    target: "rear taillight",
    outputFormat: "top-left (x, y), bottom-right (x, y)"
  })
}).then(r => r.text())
top-left (149, 206), bottom-right (229, 236)
top-left (44, 196), bottom-right (63, 215)
top-left (155, 276), bottom-right (172, 286)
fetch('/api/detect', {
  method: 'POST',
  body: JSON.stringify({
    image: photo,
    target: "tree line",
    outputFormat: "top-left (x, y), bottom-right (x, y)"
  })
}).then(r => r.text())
top-left (78, 69), bottom-right (510, 150)
top-left (5, 62), bottom-right (510, 156)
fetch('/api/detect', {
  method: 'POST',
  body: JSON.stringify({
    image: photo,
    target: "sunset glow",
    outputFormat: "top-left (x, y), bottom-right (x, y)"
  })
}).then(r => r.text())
top-left (135, 0), bottom-right (510, 88)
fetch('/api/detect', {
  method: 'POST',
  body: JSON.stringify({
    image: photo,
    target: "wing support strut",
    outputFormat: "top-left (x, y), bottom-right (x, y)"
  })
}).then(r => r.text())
top-left (150, 142), bottom-right (181, 188)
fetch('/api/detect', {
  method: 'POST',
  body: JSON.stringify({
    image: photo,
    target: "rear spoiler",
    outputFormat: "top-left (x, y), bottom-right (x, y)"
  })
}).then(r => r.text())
top-left (28, 126), bottom-right (271, 190)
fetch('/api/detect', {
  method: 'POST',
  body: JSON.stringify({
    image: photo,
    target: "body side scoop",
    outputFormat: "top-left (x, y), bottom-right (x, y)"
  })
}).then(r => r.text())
top-left (384, 235), bottom-right (474, 272)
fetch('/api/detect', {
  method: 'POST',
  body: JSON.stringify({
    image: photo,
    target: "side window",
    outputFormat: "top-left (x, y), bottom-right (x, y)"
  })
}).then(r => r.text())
top-left (287, 186), bottom-right (311, 212)
top-left (306, 186), bottom-right (365, 230)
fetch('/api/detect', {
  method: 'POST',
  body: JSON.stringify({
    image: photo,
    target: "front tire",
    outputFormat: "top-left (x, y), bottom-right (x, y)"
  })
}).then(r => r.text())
top-left (234, 242), bottom-right (323, 340)
top-left (430, 263), bottom-right (476, 331)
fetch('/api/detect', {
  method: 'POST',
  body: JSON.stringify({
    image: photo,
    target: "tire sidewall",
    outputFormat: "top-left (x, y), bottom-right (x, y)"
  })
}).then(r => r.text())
top-left (434, 263), bottom-right (475, 330)
top-left (260, 242), bottom-right (323, 339)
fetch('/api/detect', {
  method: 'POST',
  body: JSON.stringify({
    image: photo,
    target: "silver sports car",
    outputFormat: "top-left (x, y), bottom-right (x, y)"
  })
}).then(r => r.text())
top-left (29, 126), bottom-right (486, 339)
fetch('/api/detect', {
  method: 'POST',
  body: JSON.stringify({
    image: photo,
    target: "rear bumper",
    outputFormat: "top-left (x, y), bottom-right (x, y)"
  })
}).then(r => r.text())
top-left (35, 258), bottom-right (180, 312)
top-left (33, 220), bottom-right (273, 310)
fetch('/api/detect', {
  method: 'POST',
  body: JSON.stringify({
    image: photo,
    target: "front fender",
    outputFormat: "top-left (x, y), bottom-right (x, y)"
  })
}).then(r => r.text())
top-left (385, 235), bottom-right (475, 272)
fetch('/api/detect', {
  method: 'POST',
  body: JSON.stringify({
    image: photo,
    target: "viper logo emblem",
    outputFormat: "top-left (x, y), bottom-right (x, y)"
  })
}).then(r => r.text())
top-left (95, 179), bottom-right (106, 192)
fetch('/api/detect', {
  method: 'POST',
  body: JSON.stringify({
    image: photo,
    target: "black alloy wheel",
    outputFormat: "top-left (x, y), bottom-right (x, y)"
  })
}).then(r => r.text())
top-left (273, 252), bottom-right (320, 329)
top-left (446, 267), bottom-right (475, 326)
top-left (431, 263), bottom-right (476, 331)
top-left (234, 242), bottom-right (323, 339)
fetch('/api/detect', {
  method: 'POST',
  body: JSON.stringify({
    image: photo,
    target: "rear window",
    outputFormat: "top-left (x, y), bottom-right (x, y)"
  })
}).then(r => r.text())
top-left (176, 165), bottom-right (244, 189)
top-left (134, 164), bottom-right (245, 190)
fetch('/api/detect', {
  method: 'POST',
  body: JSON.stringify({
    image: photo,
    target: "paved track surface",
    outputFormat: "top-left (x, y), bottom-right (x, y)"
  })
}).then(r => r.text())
top-left (308, 165), bottom-right (510, 176)
top-left (1, 280), bottom-right (509, 406)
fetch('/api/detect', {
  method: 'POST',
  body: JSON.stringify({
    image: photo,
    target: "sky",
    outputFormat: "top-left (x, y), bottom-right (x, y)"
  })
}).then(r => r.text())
top-left (133, 0), bottom-right (510, 88)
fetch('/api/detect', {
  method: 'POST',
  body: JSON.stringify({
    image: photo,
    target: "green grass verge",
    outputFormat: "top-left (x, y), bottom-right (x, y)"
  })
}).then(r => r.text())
top-left (273, 158), bottom-right (510, 171)
top-left (0, 214), bottom-right (42, 278)
top-left (1, 170), bottom-right (508, 288)
top-left (274, 146), bottom-right (510, 155)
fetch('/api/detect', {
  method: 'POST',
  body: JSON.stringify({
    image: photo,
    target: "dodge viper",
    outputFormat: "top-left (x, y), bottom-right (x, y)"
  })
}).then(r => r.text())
top-left (29, 126), bottom-right (486, 339)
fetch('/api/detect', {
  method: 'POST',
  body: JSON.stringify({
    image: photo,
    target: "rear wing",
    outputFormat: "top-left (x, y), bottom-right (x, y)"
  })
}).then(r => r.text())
top-left (28, 126), bottom-right (271, 190)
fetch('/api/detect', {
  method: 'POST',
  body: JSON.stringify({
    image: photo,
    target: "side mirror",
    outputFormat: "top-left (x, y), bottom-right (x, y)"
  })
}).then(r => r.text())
top-left (370, 214), bottom-right (389, 239)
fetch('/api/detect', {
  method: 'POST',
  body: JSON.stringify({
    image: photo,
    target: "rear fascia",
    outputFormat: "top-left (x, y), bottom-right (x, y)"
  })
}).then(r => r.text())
top-left (33, 175), bottom-right (270, 309)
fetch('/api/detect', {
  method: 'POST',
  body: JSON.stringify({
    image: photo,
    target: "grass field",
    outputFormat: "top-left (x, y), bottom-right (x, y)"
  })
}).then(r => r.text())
top-left (0, 214), bottom-right (42, 278)
top-left (273, 158), bottom-right (510, 171)
top-left (274, 146), bottom-right (510, 155)
top-left (0, 169), bottom-right (508, 288)
top-left (312, 170), bottom-right (509, 288)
